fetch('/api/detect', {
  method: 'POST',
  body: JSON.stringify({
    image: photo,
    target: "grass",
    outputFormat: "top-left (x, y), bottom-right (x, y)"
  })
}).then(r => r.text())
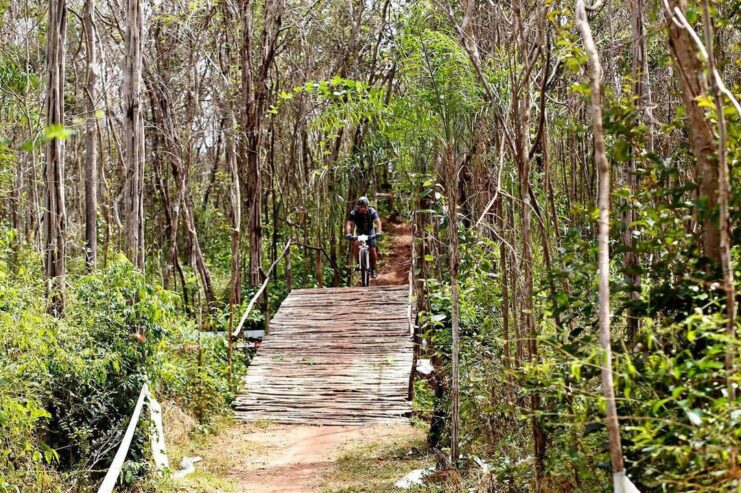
top-left (156, 472), bottom-right (239, 493)
top-left (318, 425), bottom-right (447, 493)
top-left (155, 413), bottom-right (248, 493)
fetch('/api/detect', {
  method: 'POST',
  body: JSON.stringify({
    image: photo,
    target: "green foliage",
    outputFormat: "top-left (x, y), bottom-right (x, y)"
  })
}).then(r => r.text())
top-left (43, 257), bottom-right (171, 475)
top-left (0, 228), bottom-right (63, 491)
top-left (394, 20), bottom-right (483, 147)
top-left (627, 309), bottom-right (739, 490)
top-left (0, 232), bottom-right (241, 491)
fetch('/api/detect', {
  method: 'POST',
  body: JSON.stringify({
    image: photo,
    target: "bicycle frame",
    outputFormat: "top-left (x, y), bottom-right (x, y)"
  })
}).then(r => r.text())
top-left (356, 234), bottom-right (372, 287)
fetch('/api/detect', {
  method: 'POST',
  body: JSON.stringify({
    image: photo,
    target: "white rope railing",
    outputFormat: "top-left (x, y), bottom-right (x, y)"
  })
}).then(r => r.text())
top-left (149, 394), bottom-right (168, 471)
top-left (97, 383), bottom-right (169, 493)
top-left (98, 384), bottom-right (149, 493)
top-left (232, 240), bottom-right (292, 338)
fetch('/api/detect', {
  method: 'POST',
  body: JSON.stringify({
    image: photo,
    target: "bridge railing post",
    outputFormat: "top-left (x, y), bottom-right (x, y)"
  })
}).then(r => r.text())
top-left (407, 259), bottom-right (417, 401)
top-left (261, 267), bottom-right (270, 335)
top-left (315, 250), bottom-right (323, 288)
top-left (286, 242), bottom-right (292, 292)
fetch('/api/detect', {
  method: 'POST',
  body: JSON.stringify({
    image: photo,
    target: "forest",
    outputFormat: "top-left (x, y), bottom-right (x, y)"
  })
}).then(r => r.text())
top-left (0, 0), bottom-right (739, 491)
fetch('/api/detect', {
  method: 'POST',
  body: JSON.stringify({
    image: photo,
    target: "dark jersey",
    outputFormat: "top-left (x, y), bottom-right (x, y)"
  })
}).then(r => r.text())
top-left (347, 206), bottom-right (379, 234)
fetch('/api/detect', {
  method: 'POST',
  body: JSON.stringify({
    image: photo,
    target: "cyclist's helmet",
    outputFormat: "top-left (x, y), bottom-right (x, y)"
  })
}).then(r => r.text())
top-left (357, 196), bottom-right (370, 207)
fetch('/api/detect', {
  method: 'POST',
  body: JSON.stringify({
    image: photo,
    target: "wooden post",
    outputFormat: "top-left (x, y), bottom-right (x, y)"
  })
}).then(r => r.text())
top-left (407, 258), bottom-right (416, 401)
top-left (262, 268), bottom-right (271, 335)
top-left (316, 250), bottom-right (323, 288)
top-left (227, 301), bottom-right (234, 388)
top-left (285, 242), bottom-right (292, 292)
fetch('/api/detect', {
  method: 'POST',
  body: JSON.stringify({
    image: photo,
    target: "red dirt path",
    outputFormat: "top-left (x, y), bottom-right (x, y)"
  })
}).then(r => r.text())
top-left (374, 219), bottom-right (412, 286)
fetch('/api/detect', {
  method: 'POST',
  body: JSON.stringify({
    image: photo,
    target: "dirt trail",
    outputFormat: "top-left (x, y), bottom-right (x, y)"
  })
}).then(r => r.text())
top-left (375, 219), bottom-right (412, 286)
top-left (174, 421), bottom-right (420, 492)
top-left (171, 222), bottom-right (419, 492)
top-left (243, 425), bottom-right (356, 492)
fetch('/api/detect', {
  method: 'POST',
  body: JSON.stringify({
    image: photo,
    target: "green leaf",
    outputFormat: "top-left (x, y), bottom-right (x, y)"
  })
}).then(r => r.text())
top-left (20, 138), bottom-right (37, 151)
top-left (685, 7), bottom-right (698, 24)
top-left (45, 124), bottom-right (74, 141)
top-left (613, 139), bottom-right (631, 162)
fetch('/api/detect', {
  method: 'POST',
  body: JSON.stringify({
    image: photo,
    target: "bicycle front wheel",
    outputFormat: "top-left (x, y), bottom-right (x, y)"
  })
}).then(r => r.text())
top-left (359, 248), bottom-right (369, 287)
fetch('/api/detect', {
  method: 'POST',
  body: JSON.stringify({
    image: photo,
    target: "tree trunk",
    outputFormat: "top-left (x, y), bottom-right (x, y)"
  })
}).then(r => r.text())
top-left (624, 0), bottom-right (646, 341)
top-left (242, 0), bottom-right (284, 287)
top-left (511, 0), bottom-right (546, 483)
top-left (227, 113), bottom-right (242, 308)
top-left (575, 2), bottom-right (627, 487)
top-left (44, 0), bottom-right (67, 316)
top-left (499, 197), bottom-right (511, 377)
top-left (183, 191), bottom-right (216, 305)
top-left (442, 146), bottom-right (461, 466)
top-left (700, 0), bottom-right (736, 422)
top-left (83, 0), bottom-right (97, 271)
top-left (123, 0), bottom-right (145, 269)
top-left (227, 111), bottom-right (241, 386)
top-left (667, 0), bottom-right (720, 262)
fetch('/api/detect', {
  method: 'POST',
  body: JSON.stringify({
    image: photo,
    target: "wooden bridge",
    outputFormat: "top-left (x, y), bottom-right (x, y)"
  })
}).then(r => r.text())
top-left (234, 285), bottom-right (414, 425)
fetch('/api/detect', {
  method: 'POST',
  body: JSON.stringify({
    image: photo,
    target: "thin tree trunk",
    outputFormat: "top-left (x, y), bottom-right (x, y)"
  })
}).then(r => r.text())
top-left (183, 192), bottom-right (216, 305)
top-left (701, 0), bottom-right (736, 448)
top-left (44, 0), bottom-right (67, 316)
top-left (512, 0), bottom-right (546, 483)
top-left (508, 199), bottom-right (522, 370)
top-left (624, 0), bottom-right (646, 341)
top-left (83, 0), bottom-right (97, 271)
top-left (227, 110), bottom-right (241, 386)
top-left (124, 0), bottom-right (145, 269)
top-left (667, 0), bottom-right (720, 262)
top-left (499, 195), bottom-right (512, 389)
top-left (442, 145), bottom-right (461, 466)
top-left (315, 249), bottom-right (323, 288)
top-left (242, 0), bottom-right (283, 287)
top-left (227, 113), bottom-right (242, 308)
top-left (575, 3), bottom-right (626, 488)
top-left (285, 242), bottom-right (292, 292)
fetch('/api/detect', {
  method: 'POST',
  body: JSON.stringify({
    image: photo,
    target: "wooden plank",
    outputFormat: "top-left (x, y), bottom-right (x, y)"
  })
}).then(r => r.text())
top-left (234, 286), bottom-right (414, 425)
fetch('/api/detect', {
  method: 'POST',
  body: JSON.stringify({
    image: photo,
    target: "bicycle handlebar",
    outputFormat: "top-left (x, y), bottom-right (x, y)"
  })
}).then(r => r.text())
top-left (347, 232), bottom-right (383, 242)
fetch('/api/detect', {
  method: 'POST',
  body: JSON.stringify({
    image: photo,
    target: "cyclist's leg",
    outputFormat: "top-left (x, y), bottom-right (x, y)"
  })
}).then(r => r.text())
top-left (368, 236), bottom-right (378, 273)
top-left (352, 240), bottom-right (360, 263)
top-left (370, 247), bottom-right (377, 270)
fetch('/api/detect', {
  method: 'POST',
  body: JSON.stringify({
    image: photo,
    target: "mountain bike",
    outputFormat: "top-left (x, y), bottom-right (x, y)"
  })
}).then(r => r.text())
top-left (348, 232), bottom-right (382, 287)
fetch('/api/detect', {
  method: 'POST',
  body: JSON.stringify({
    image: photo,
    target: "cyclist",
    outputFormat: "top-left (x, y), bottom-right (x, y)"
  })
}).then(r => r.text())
top-left (345, 196), bottom-right (382, 278)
